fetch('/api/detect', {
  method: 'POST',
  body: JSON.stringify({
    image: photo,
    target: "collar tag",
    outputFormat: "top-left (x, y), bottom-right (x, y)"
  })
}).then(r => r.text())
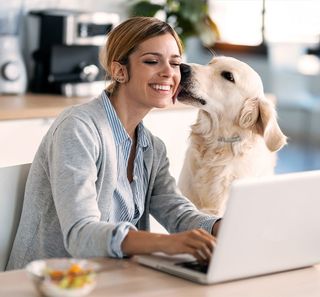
top-left (218, 135), bottom-right (241, 143)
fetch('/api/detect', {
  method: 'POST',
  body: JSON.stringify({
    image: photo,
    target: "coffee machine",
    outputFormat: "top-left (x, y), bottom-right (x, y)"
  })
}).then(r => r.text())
top-left (0, 2), bottom-right (27, 94)
top-left (29, 9), bottom-right (119, 97)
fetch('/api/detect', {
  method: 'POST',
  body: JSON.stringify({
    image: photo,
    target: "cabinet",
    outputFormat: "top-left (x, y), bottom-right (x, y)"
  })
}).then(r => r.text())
top-left (0, 118), bottom-right (54, 167)
top-left (144, 108), bottom-right (198, 180)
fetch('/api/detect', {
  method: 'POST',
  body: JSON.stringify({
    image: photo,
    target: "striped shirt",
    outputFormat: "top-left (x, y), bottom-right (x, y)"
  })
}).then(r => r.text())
top-left (102, 92), bottom-right (150, 257)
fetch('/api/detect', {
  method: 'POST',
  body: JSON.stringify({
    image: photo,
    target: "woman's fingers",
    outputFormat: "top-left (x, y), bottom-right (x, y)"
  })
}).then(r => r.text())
top-left (162, 228), bottom-right (217, 262)
top-left (187, 237), bottom-right (216, 262)
top-left (176, 229), bottom-right (217, 262)
top-left (188, 229), bottom-right (216, 250)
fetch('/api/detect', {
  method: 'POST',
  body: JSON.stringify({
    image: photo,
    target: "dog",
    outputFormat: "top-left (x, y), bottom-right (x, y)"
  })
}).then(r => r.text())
top-left (177, 56), bottom-right (287, 216)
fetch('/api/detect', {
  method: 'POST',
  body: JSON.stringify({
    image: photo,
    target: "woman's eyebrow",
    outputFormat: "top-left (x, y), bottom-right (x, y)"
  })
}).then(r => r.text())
top-left (140, 52), bottom-right (182, 59)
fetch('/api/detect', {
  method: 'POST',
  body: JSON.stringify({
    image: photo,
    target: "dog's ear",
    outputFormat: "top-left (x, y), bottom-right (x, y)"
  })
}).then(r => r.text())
top-left (256, 96), bottom-right (287, 152)
top-left (238, 97), bottom-right (260, 129)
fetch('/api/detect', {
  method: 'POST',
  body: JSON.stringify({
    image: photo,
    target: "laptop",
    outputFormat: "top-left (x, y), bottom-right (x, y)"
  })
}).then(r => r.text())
top-left (134, 170), bottom-right (320, 284)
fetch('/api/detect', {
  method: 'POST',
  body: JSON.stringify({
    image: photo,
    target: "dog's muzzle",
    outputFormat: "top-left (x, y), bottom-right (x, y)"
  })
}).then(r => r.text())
top-left (180, 63), bottom-right (191, 84)
top-left (178, 64), bottom-right (206, 106)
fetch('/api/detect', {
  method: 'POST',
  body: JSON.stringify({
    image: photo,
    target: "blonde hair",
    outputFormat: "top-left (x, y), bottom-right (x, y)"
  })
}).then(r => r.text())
top-left (99, 16), bottom-right (183, 94)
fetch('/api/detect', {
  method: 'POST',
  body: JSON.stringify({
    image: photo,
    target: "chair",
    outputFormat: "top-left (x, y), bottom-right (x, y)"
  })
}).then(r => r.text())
top-left (0, 163), bottom-right (31, 271)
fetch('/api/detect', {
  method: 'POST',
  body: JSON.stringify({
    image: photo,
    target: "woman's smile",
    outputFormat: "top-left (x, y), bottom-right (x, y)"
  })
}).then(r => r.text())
top-left (149, 83), bottom-right (172, 93)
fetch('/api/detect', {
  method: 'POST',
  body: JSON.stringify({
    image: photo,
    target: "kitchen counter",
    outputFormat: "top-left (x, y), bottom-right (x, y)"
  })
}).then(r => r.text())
top-left (0, 93), bottom-right (191, 121)
top-left (0, 93), bottom-right (92, 120)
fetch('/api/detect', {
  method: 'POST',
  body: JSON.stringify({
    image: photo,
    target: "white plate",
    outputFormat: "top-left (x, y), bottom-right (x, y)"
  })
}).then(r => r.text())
top-left (25, 258), bottom-right (100, 297)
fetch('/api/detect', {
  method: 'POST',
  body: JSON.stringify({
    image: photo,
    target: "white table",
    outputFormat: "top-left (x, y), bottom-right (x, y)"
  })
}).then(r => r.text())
top-left (1, 258), bottom-right (320, 297)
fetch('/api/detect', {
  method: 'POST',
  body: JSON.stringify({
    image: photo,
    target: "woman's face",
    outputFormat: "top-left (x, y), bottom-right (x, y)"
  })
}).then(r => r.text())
top-left (123, 33), bottom-right (182, 110)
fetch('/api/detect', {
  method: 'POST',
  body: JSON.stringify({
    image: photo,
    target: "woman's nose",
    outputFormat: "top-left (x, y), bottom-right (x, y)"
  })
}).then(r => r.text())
top-left (159, 62), bottom-right (174, 77)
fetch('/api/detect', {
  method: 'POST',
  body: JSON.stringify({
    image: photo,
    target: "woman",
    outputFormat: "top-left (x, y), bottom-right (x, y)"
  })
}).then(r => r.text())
top-left (7, 17), bottom-right (220, 270)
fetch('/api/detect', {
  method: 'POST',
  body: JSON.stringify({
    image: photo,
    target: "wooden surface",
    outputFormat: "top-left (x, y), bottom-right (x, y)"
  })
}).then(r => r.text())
top-left (0, 94), bottom-right (94, 120)
top-left (0, 93), bottom-right (276, 121)
top-left (1, 258), bottom-right (320, 297)
top-left (0, 93), bottom-right (191, 121)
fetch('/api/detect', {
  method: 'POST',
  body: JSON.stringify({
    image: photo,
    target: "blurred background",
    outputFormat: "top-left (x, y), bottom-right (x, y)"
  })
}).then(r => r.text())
top-left (0, 0), bottom-right (320, 175)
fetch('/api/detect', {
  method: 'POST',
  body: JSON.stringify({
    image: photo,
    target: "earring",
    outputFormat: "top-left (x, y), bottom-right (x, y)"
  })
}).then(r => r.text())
top-left (115, 77), bottom-right (125, 83)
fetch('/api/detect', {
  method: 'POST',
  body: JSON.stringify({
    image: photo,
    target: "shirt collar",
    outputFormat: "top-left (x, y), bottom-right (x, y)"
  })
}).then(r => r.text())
top-left (136, 122), bottom-right (150, 151)
top-left (102, 91), bottom-right (128, 145)
top-left (102, 91), bottom-right (150, 150)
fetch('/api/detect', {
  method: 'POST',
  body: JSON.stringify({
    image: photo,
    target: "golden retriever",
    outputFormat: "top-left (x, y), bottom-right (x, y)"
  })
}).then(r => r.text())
top-left (177, 56), bottom-right (287, 216)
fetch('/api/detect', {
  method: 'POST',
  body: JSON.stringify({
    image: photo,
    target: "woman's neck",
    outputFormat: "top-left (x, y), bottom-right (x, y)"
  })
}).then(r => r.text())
top-left (109, 92), bottom-right (146, 139)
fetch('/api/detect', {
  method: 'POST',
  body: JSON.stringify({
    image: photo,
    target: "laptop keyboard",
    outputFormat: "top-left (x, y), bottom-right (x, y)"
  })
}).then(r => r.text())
top-left (175, 261), bottom-right (209, 274)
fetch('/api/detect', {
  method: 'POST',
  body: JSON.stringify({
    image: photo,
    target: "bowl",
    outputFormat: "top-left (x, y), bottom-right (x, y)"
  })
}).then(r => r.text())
top-left (25, 258), bottom-right (101, 297)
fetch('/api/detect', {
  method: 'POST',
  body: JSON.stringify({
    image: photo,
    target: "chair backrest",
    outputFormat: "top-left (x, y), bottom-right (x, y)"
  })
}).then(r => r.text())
top-left (0, 163), bottom-right (31, 271)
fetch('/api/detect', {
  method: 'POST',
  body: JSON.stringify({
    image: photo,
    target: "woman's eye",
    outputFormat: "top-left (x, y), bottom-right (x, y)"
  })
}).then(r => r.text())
top-left (221, 71), bottom-right (235, 83)
top-left (171, 63), bottom-right (181, 68)
top-left (143, 60), bottom-right (158, 65)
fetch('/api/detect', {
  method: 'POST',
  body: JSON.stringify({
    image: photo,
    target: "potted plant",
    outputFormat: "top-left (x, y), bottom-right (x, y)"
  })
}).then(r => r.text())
top-left (129, 0), bottom-right (219, 48)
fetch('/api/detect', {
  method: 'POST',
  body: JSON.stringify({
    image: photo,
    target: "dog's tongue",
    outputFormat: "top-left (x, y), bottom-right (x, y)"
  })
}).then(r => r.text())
top-left (172, 85), bottom-right (182, 104)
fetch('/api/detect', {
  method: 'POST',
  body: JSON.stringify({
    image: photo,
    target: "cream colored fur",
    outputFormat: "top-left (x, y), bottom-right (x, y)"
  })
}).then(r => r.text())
top-left (178, 56), bottom-right (287, 216)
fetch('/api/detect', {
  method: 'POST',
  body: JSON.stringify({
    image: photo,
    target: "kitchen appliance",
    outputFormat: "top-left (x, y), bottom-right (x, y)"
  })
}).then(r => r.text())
top-left (0, 2), bottom-right (27, 95)
top-left (29, 9), bottom-right (119, 97)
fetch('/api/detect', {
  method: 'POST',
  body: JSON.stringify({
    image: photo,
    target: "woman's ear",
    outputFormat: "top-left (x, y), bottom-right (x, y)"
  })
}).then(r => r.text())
top-left (111, 61), bottom-right (128, 83)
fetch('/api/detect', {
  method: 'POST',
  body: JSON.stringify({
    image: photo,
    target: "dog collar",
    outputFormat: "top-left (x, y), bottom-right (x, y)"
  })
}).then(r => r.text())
top-left (218, 135), bottom-right (242, 143)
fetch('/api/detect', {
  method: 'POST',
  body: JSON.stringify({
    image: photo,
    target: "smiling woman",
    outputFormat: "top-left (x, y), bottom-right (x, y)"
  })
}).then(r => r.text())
top-left (108, 33), bottom-right (182, 111)
top-left (99, 17), bottom-right (183, 129)
top-left (6, 16), bottom-right (221, 271)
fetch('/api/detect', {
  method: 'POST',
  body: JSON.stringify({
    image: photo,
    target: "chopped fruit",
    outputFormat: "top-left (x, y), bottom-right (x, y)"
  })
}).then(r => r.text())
top-left (44, 262), bottom-right (95, 289)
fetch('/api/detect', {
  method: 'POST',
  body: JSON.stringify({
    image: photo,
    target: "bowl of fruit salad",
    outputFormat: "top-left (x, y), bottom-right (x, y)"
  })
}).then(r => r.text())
top-left (25, 258), bottom-right (100, 297)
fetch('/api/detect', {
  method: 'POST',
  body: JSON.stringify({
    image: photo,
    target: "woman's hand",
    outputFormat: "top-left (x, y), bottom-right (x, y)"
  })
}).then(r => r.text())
top-left (159, 229), bottom-right (216, 263)
top-left (121, 229), bottom-right (216, 263)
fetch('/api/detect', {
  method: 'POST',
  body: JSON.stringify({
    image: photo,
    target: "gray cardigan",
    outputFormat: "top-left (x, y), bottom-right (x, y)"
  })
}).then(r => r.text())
top-left (7, 93), bottom-right (218, 270)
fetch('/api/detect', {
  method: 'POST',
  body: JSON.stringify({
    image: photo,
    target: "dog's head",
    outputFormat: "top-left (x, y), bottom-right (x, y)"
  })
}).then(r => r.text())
top-left (178, 56), bottom-right (286, 152)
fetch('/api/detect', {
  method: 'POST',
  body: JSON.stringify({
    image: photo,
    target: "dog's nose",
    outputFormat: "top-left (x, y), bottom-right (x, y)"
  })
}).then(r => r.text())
top-left (180, 63), bottom-right (191, 74)
top-left (180, 63), bottom-right (191, 84)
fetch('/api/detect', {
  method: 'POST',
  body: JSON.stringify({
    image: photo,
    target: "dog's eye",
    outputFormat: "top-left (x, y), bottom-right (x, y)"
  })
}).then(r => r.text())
top-left (221, 71), bottom-right (235, 83)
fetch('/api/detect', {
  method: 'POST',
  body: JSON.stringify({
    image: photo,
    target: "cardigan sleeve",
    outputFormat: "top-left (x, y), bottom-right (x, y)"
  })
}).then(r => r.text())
top-left (48, 115), bottom-right (136, 258)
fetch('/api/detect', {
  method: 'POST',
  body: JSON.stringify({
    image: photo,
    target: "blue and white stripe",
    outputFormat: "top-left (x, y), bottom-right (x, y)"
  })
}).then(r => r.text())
top-left (102, 91), bottom-right (150, 257)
